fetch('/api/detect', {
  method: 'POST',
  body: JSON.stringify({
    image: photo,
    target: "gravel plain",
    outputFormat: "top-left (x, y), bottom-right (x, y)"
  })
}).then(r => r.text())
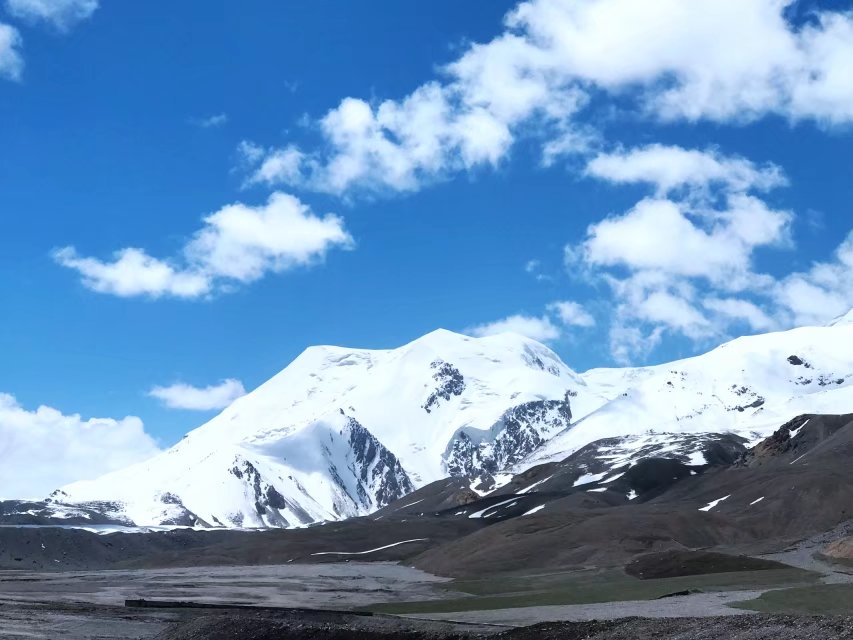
top-left (0, 555), bottom-right (850, 639)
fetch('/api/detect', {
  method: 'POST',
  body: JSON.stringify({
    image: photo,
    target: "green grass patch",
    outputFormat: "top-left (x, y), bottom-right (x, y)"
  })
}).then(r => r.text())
top-left (368, 567), bottom-right (818, 615)
top-left (731, 583), bottom-right (853, 615)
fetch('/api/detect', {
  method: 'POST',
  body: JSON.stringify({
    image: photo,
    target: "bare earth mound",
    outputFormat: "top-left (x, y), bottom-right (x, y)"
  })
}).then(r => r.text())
top-left (625, 550), bottom-right (791, 580)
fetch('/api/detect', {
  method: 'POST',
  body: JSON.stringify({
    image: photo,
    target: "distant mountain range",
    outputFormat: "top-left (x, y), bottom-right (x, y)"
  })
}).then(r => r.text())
top-left (4, 310), bottom-right (852, 528)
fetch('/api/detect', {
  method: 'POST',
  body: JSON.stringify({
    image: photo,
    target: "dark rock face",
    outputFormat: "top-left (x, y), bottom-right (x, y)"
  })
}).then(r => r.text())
top-left (701, 435), bottom-right (750, 466)
top-left (734, 397), bottom-right (765, 412)
top-left (488, 431), bottom-right (748, 500)
top-left (265, 486), bottom-right (287, 510)
top-left (728, 384), bottom-right (766, 413)
top-left (491, 399), bottom-right (573, 470)
top-left (737, 415), bottom-right (811, 466)
top-left (445, 433), bottom-right (478, 478)
top-left (445, 396), bottom-right (573, 482)
top-left (422, 360), bottom-right (465, 413)
top-left (343, 417), bottom-right (415, 509)
top-left (228, 459), bottom-right (312, 527)
top-left (621, 458), bottom-right (695, 497)
top-left (0, 499), bottom-right (131, 527)
top-left (0, 493), bottom-right (210, 528)
top-left (154, 493), bottom-right (206, 527)
top-left (372, 477), bottom-right (481, 519)
top-left (737, 414), bottom-right (853, 468)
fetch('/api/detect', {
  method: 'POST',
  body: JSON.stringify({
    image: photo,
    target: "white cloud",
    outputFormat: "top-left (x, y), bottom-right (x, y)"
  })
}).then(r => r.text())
top-left (585, 145), bottom-right (786, 195)
top-left (511, 0), bottom-right (853, 124)
top-left (468, 300), bottom-right (596, 344)
top-left (238, 0), bottom-right (853, 196)
top-left (5, 0), bottom-right (98, 31)
top-left (703, 297), bottom-right (778, 332)
top-left (191, 113), bottom-right (228, 128)
top-left (236, 140), bottom-right (265, 165)
top-left (773, 232), bottom-right (853, 327)
top-left (565, 143), bottom-right (816, 362)
top-left (602, 273), bottom-right (716, 359)
top-left (242, 144), bottom-right (305, 187)
top-left (593, 220), bottom-right (853, 362)
top-left (468, 314), bottom-right (562, 342)
top-left (608, 323), bottom-right (663, 366)
top-left (0, 23), bottom-right (22, 81)
top-left (634, 290), bottom-right (713, 339)
top-left (243, 84), bottom-right (526, 195)
top-left (0, 393), bottom-right (160, 499)
top-left (184, 192), bottom-right (352, 282)
top-left (53, 247), bottom-right (211, 299)
top-left (149, 379), bottom-right (246, 411)
top-left (579, 195), bottom-right (792, 288)
top-left (55, 192), bottom-right (353, 299)
top-left (547, 300), bottom-right (595, 327)
top-left (524, 259), bottom-right (541, 273)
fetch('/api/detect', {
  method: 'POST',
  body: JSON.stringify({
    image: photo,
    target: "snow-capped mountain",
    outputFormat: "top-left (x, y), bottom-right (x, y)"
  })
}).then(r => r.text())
top-left (522, 319), bottom-right (853, 470)
top-left (48, 330), bottom-right (592, 527)
top-left (15, 314), bottom-right (853, 529)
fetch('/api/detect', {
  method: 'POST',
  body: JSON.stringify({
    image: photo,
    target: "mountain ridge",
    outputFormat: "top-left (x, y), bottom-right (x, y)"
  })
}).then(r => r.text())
top-left (4, 312), bottom-right (853, 528)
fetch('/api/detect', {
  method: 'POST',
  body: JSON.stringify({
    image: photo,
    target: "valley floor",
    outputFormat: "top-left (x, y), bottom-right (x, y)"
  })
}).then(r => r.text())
top-left (0, 555), bottom-right (852, 639)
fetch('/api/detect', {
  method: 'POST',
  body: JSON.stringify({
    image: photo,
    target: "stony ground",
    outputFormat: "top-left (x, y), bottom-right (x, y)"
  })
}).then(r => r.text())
top-left (500, 616), bottom-right (853, 640)
top-left (150, 611), bottom-right (853, 640)
top-left (5, 604), bottom-right (849, 640)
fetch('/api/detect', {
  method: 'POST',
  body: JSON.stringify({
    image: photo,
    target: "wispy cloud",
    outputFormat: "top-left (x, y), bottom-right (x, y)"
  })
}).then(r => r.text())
top-left (5, 0), bottom-right (99, 32)
top-left (0, 23), bottom-right (22, 80)
top-left (190, 113), bottom-right (228, 128)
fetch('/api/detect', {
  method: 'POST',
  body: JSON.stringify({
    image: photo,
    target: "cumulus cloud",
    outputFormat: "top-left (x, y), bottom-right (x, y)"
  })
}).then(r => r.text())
top-left (0, 393), bottom-right (160, 499)
top-left (0, 23), bottom-right (22, 80)
top-left (149, 379), bottom-right (246, 411)
top-left (54, 192), bottom-right (353, 299)
top-left (511, 0), bottom-right (853, 124)
top-left (239, 142), bottom-right (305, 187)
top-left (547, 300), bottom-right (596, 327)
top-left (579, 195), bottom-right (792, 288)
top-left (585, 145), bottom-right (787, 195)
top-left (238, 0), bottom-right (853, 197)
top-left (468, 314), bottom-right (562, 342)
top-left (468, 300), bottom-right (595, 343)
top-left (53, 247), bottom-right (211, 299)
top-left (5, 0), bottom-right (98, 32)
top-left (566, 143), bottom-right (810, 362)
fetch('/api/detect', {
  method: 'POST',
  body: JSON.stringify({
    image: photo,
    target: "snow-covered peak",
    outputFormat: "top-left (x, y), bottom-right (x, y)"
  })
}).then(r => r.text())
top-left (55, 329), bottom-right (592, 527)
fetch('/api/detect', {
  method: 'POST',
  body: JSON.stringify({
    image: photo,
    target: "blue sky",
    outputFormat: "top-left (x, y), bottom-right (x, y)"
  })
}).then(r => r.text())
top-left (2, 0), bottom-right (853, 490)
